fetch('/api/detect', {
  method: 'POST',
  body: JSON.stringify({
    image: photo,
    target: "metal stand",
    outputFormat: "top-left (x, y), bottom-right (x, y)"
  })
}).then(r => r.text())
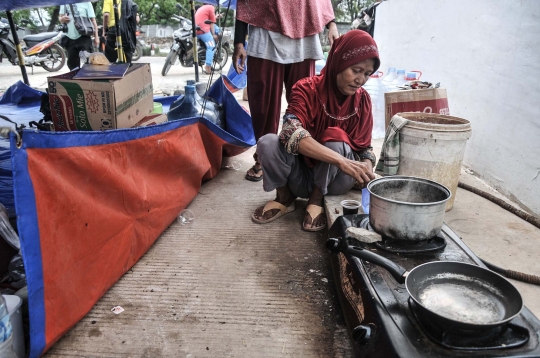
top-left (189, 0), bottom-right (199, 83)
top-left (6, 11), bottom-right (29, 85)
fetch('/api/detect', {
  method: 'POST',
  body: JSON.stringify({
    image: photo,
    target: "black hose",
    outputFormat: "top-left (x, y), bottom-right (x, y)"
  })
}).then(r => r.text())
top-left (480, 258), bottom-right (540, 286)
top-left (458, 181), bottom-right (540, 229)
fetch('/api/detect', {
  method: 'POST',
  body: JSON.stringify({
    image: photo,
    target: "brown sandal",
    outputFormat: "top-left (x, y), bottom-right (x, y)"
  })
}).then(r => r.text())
top-left (303, 204), bottom-right (327, 232)
top-left (251, 200), bottom-right (296, 224)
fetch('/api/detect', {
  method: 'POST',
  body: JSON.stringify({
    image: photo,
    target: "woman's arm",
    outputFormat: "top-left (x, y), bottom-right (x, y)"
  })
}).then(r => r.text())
top-left (298, 137), bottom-right (375, 186)
top-left (279, 115), bottom-right (375, 186)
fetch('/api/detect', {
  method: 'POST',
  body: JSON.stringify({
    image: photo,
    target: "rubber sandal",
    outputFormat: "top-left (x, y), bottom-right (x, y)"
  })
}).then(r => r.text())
top-left (245, 165), bottom-right (263, 182)
top-left (303, 204), bottom-right (327, 232)
top-left (251, 200), bottom-right (296, 224)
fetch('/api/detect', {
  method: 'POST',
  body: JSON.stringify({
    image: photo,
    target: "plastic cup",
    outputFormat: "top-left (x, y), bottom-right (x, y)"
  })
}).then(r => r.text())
top-left (341, 199), bottom-right (361, 215)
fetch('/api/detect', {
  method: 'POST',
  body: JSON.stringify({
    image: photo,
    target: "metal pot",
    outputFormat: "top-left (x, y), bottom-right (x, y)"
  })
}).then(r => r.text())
top-left (367, 176), bottom-right (451, 240)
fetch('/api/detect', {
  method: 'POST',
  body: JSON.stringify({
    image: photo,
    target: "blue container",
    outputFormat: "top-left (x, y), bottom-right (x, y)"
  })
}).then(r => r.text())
top-left (362, 188), bottom-right (370, 214)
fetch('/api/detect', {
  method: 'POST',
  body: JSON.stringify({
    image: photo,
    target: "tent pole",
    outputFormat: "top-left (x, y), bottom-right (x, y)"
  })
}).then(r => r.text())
top-left (112, 0), bottom-right (126, 63)
top-left (6, 11), bottom-right (29, 86)
top-left (189, 0), bottom-right (199, 82)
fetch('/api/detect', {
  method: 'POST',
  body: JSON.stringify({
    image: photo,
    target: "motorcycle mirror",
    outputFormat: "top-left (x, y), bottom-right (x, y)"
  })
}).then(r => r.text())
top-left (204, 20), bottom-right (213, 25)
top-left (175, 3), bottom-right (183, 10)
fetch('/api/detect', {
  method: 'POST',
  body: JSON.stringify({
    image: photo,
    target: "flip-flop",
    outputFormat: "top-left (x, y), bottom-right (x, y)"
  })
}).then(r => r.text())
top-left (303, 204), bottom-right (327, 232)
top-left (251, 200), bottom-right (296, 224)
top-left (245, 165), bottom-right (263, 182)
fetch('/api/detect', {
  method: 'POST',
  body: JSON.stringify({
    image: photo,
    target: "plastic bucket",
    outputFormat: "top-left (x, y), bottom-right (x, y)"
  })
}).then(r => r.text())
top-left (395, 112), bottom-right (472, 211)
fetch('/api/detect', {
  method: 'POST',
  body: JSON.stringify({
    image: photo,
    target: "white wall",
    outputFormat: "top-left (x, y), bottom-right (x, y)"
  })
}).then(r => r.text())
top-left (374, 0), bottom-right (540, 215)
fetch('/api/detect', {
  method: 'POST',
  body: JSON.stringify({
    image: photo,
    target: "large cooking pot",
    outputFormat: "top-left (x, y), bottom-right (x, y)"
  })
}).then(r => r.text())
top-left (327, 237), bottom-right (524, 331)
top-left (367, 176), bottom-right (451, 240)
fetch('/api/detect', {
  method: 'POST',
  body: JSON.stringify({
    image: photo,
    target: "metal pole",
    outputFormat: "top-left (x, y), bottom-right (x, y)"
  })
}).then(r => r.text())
top-left (112, 0), bottom-right (126, 63)
top-left (189, 0), bottom-right (199, 82)
top-left (6, 11), bottom-right (29, 86)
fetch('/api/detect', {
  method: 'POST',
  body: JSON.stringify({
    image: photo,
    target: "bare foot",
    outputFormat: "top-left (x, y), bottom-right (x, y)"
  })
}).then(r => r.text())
top-left (252, 186), bottom-right (296, 222)
top-left (303, 186), bottom-right (326, 230)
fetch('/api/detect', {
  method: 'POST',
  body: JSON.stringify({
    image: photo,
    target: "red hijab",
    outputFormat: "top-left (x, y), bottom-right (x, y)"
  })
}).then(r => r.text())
top-left (286, 30), bottom-right (380, 152)
top-left (236, 0), bottom-right (334, 39)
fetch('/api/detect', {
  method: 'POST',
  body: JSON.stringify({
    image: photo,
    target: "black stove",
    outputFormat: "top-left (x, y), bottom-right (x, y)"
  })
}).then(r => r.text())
top-left (328, 214), bottom-right (540, 358)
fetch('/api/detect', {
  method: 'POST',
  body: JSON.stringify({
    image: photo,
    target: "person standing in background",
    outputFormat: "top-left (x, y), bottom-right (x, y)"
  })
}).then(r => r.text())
top-left (232, 0), bottom-right (339, 182)
top-left (59, 2), bottom-right (99, 70)
top-left (195, 4), bottom-right (218, 75)
top-left (102, 0), bottom-right (138, 63)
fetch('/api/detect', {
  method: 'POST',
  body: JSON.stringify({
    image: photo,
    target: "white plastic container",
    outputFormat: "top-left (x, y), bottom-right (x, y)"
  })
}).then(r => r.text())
top-left (362, 71), bottom-right (386, 139)
top-left (390, 69), bottom-right (406, 87)
top-left (381, 67), bottom-right (397, 87)
top-left (395, 113), bottom-right (472, 211)
top-left (3, 295), bottom-right (23, 358)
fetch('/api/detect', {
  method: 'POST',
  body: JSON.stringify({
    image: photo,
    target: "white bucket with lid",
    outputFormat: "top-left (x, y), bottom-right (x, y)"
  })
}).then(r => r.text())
top-left (395, 112), bottom-right (472, 211)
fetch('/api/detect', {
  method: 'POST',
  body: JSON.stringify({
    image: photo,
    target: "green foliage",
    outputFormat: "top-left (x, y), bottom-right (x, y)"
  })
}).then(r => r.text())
top-left (0, 9), bottom-right (37, 29)
top-left (137, 0), bottom-right (189, 25)
top-left (334, 0), bottom-right (378, 23)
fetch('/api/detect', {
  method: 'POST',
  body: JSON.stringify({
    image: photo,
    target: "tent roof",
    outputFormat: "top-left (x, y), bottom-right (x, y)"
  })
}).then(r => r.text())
top-left (0, 0), bottom-right (97, 12)
top-left (1, 0), bottom-right (236, 12)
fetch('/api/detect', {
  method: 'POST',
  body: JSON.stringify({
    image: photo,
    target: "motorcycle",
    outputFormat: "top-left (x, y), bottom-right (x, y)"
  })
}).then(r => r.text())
top-left (0, 18), bottom-right (66, 72)
top-left (161, 4), bottom-right (229, 76)
top-left (131, 28), bottom-right (145, 62)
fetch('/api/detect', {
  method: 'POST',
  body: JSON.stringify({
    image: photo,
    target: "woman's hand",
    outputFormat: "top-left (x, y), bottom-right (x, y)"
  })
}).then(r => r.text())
top-left (327, 22), bottom-right (339, 46)
top-left (338, 158), bottom-right (375, 188)
top-left (232, 43), bottom-right (247, 74)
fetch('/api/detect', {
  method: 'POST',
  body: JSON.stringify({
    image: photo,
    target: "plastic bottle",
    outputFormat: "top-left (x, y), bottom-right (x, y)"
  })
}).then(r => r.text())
top-left (0, 296), bottom-right (16, 358)
top-left (405, 71), bottom-right (418, 81)
top-left (390, 69), bottom-right (407, 87)
top-left (381, 67), bottom-right (397, 87)
top-left (168, 85), bottom-right (223, 128)
top-left (362, 71), bottom-right (386, 139)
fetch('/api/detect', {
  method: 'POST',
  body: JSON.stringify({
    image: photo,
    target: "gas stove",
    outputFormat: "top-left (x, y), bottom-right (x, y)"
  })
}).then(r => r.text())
top-left (328, 214), bottom-right (540, 358)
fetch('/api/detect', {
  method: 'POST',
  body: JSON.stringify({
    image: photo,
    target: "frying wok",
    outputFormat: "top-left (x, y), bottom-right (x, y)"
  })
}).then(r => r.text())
top-left (327, 237), bottom-right (523, 331)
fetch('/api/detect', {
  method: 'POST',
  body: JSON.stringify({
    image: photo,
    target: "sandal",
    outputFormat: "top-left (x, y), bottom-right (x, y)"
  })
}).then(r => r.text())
top-left (303, 204), bottom-right (327, 232)
top-left (245, 164), bottom-right (263, 182)
top-left (252, 200), bottom-right (296, 224)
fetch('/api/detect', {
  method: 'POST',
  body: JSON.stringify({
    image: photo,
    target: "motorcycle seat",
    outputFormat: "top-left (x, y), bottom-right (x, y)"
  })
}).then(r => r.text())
top-left (23, 32), bottom-right (59, 42)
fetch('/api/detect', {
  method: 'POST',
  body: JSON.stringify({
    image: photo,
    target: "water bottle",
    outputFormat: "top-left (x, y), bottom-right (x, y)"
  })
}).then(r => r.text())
top-left (404, 70), bottom-right (422, 82)
top-left (362, 71), bottom-right (386, 139)
top-left (381, 67), bottom-right (397, 87)
top-left (390, 69), bottom-right (407, 87)
top-left (0, 296), bottom-right (16, 357)
top-left (168, 85), bottom-right (223, 128)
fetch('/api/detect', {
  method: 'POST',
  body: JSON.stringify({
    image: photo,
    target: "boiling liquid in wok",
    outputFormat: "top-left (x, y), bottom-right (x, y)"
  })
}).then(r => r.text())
top-left (417, 273), bottom-right (506, 324)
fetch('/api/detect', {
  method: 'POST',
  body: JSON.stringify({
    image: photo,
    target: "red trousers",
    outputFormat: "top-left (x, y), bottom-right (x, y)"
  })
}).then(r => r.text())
top-left (247, 57), bottom-right (315, 141)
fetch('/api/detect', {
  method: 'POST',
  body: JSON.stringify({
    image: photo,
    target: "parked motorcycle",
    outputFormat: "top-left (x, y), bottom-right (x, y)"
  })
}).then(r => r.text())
top-left (131, 28), bottom-right (145, 62)
top-left (0, 18), bottom-right (66, 72)
top-left (161, 4), bottom-right (229, 76)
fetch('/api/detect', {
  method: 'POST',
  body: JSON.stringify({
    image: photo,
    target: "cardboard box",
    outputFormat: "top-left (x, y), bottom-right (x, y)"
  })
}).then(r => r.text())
top-left (48, 63), bottom-right (153, 131)
top-left (385, 88), bottom-right (449, 128)
top-left (132, 113), bottom-right (168, 127)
